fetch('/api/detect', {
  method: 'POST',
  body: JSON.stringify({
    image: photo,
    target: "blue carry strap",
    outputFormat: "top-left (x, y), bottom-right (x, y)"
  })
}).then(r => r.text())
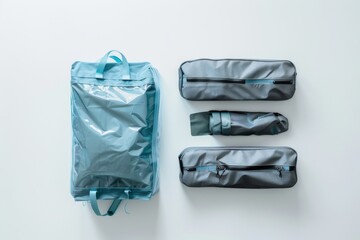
top-left (89, 190), bottom-right (122, 216)
top-left (109, 55), bottom-right (122, 63)
top-left (95, 50), bottom-right (131, 80)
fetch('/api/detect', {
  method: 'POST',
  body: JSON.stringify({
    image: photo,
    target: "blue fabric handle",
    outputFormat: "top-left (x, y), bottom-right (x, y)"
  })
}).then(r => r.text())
top-left (109, 55), bottom-right (122, 63)
top-left (95, 50), bottom-right (130, 80)
top-left (89, 190), bottom-right (122, 216)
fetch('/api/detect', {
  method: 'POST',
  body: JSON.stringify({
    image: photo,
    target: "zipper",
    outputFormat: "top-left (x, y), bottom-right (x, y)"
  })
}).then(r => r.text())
top-left (186, 77), bottom-right (293, 85)
top-left (184, 165), bottom-right (295, 178)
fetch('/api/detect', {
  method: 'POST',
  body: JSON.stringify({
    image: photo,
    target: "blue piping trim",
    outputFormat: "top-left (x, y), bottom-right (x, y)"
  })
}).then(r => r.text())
top-left (150, 67), bottom-right (160, 194)
top-left (245, 79), bottom-right (275, 84)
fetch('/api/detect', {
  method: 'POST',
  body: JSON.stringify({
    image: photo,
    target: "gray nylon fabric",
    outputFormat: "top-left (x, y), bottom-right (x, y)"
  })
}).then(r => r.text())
top-left (179, 147), bottom-right (297, 188)
top-left (190, 111), bottom-right (288, 136)
top-left (179, 59), bottom-right (296, 100)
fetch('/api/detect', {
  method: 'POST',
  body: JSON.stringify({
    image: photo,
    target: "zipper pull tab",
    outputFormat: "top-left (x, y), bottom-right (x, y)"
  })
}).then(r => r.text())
top-left (276, 166), bottom-right (283, 178)
top-left (216, 165), bottom-right (226, 178)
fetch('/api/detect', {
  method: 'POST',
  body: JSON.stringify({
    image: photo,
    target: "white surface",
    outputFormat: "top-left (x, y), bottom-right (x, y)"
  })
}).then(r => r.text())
top-left (1, 0), bottom-right (360, 239)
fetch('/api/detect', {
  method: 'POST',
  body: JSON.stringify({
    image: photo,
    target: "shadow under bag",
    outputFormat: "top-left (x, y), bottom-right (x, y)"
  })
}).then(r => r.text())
top-left (70, 50), bottom-right (160, 216)
top-left (179, 147), bottom-right (297, 188)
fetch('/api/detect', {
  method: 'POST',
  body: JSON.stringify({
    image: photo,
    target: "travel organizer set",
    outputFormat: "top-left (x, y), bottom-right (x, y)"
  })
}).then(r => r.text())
top-left (70, 51), bottom-right (298, 216)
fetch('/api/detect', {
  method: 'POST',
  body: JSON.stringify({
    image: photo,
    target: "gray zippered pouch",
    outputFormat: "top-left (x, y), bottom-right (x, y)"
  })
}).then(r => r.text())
top-left (179, 147), bottom-right (297, 188)
top-left (190, 111), bottom-right (288, 136)
top-left (179, 59), bottom-right (296, 100)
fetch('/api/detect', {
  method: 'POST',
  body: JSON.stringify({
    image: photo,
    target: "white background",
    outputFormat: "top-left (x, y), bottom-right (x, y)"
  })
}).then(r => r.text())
top-left (1, 0), bottom-right (359, 239)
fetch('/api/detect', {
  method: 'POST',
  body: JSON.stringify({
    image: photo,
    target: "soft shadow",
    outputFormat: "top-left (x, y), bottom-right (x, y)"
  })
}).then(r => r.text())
top-left (88, 194), bottom-right (160, 239)
top-left (181, 181), bottom-right (305, 218)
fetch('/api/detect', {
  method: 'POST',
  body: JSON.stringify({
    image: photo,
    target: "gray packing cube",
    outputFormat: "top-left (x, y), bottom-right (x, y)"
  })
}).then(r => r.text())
top-left (179, 147), bottom-right (297, 188)
top-left (190, 111), bottom-right (288, 136)
top-left (179, 59), bottom-right (296, 100)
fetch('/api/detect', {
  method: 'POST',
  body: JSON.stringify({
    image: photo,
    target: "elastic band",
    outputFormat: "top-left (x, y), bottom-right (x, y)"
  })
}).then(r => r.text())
top-left (209, 112), bottom-right (221, 135)
top-left (220, 112), bottom-right (232, 135)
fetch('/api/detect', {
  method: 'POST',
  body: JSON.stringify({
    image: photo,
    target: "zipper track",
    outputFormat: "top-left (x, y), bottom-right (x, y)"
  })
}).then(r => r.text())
top-left (186, 77), bottom-right (293, 84)
top-left (184, 165), bottom-right (295, 178)
top-left (184, 165), bottom-right (295, 172)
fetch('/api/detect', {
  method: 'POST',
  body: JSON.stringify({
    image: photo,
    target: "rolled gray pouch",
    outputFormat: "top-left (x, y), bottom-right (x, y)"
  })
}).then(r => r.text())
top-left (190, 111), bottom-right (288, 136)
